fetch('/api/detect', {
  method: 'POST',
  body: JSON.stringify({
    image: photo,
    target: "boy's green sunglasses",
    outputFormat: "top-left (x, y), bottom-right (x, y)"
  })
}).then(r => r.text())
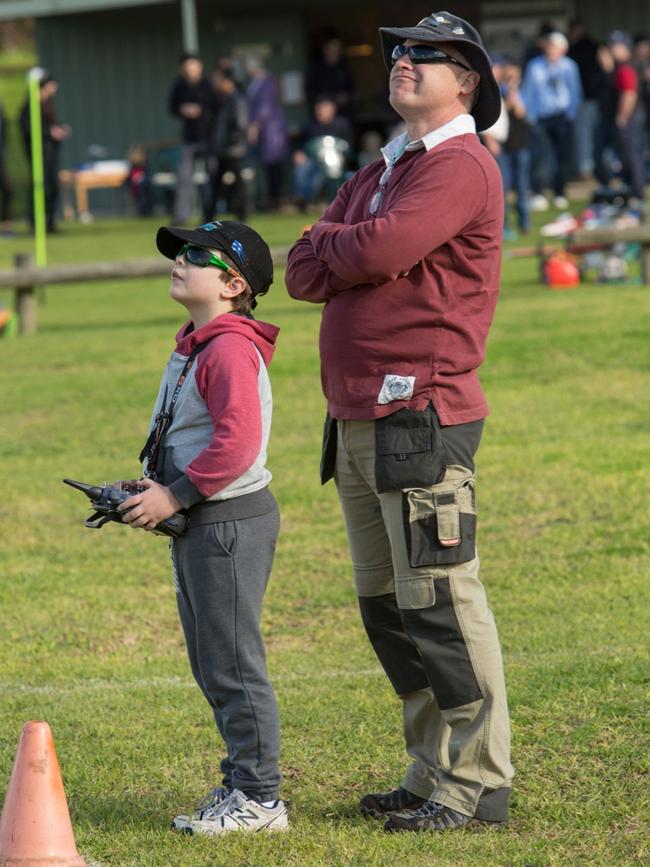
top-left (178, 243), bottom-right (241, 278)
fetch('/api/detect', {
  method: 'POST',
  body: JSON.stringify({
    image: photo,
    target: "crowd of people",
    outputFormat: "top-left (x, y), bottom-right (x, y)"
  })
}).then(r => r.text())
top-left (160, 43), bottom-right (360, 224)
top-left (1, 21), bottom-right (649, 233)
top-left (158, 22), bottom-right (650, 231)
top-left (482, 21), bottom-right (650, 238)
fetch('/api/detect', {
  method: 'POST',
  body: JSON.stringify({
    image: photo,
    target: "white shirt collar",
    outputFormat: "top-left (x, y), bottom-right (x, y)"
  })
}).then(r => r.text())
top-left (381, 113), bottom-right (476, 166)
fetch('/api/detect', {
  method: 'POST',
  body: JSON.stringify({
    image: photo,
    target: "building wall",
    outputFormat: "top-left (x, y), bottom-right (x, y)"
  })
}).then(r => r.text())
top-left (38, 3), bottom-right (190, 169)
top-left (573, 0), bottom-right (650, 37)
top-left (36, 0), bottom-right (482, 172)
top-left (36, 2), bottom-right (311, 171)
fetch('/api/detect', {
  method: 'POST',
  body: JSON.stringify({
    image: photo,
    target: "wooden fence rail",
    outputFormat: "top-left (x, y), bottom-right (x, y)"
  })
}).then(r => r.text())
top-left (0, 246), bottom-right (292, 335)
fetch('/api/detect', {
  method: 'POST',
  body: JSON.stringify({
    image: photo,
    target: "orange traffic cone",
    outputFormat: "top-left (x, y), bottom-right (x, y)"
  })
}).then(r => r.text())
top-left (0, 721), bottom-right (86, 866)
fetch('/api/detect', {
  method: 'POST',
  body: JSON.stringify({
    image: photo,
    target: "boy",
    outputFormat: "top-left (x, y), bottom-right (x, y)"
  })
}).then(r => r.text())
top-left (118, 220), bottom-right (287, 835)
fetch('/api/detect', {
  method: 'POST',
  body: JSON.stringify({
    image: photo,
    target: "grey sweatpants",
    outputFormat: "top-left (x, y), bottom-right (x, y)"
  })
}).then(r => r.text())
top-left (170, 504), bottom-right (282, 801)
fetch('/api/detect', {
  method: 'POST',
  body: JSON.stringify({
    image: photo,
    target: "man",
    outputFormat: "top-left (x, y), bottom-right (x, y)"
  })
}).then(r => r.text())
top-left (521, 32), bottom-right (582, 210)
top-left (292, 96), bottom-right (354, 210)
top-left (168, 53), bottom-right (215, 223)
top-left (286, 11), bottom-right (513, 833)
top-left (569, 19), bottom-right (604, 179)
top-left (0, 100), bottom-right (13, 234)
top-left (306, 38), bottom-right (354, 116)
top-left (203, 67), bottom-right (249, 222)
top-left (595, 31), bottom-right (646, 202)
top-left (19, 73), bottom-right (71, 233)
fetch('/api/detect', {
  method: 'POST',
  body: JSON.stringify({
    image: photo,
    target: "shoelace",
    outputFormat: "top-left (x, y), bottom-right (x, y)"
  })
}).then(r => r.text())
top-left (194, 786), bottom-right (232, 819)
top-left (413, 800), bottom-right (445, 818)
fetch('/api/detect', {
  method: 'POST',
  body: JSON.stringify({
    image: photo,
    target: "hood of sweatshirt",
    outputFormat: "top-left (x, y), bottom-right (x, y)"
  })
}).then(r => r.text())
top-left (175, 312), bottom-right (279, 367)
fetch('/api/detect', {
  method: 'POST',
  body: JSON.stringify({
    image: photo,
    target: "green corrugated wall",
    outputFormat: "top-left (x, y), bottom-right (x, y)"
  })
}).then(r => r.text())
top-left (36, 2), bottom-right (308, 170)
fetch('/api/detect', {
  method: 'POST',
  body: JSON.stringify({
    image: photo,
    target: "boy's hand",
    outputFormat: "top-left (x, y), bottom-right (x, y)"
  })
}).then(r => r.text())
top-left (117, 479), bottom-right (182, 531)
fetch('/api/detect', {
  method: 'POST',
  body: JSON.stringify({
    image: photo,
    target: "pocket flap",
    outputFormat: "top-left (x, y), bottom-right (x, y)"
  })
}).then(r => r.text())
top-left (376, 428), bottom-right (433, 457)
top-left (434, 491), bottom-right (461, 547)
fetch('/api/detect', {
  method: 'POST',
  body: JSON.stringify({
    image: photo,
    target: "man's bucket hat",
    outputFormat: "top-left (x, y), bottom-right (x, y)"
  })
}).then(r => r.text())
top-left (157, 220), bottom-right (274, 303)
top-left (379, 10), bottom-right (501, 131)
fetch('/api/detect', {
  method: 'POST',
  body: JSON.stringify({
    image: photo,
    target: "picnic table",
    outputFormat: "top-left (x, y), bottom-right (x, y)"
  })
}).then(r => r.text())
top-left (59, 162), bottom-right (130, 222)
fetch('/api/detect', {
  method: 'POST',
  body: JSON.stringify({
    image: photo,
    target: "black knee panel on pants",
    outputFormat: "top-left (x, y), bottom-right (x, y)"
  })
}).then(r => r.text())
top-left (400, 577), bottom-right (483, 710)
top-left (358, 593), bottom-right (429, 695)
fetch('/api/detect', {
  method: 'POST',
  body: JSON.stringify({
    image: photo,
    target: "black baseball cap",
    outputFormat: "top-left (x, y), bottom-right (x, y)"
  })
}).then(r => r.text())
top-left (379, 11), bottom-right (501, 131)
top-left (156, 220), bottom-right (274, 301)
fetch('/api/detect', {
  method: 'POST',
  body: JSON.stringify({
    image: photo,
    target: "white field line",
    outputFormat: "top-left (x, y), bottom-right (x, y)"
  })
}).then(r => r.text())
top-left (0, 668), bottom-right (384, 697)
top-left (0, 646), bottom-right (636, 698)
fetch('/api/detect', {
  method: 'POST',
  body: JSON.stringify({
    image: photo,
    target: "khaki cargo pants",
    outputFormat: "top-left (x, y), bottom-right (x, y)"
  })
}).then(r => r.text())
top-left (334, 418), bottom-right (514, 821)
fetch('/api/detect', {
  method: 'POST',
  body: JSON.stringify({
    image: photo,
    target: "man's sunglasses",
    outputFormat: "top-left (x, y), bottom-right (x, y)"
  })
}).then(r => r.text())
top-left (178, 243), bottom-right (241, 278)
top-left (391, 44), bottom-right (472, 71)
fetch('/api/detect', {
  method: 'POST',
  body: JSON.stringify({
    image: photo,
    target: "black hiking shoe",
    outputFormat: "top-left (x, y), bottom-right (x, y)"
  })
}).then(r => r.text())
top-left (359, 786), bottom-right (427, 819)
top-left (385, 799), bottom-right (507, 832)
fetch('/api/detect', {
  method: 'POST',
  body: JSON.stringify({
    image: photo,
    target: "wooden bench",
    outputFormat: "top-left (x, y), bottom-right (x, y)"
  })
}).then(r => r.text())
top-left (569, 224), bottom-right (650, 284)
top-left (59, 166), bottom-right (130, 223)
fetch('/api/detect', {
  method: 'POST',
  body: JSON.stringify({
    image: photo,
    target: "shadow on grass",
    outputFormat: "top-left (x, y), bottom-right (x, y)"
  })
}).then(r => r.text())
top-left (72, 792), bottom-right (373, 834)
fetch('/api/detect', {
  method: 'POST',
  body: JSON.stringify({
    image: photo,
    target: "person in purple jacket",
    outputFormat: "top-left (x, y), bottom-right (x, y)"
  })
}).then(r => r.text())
top-left (286, 11), bottom-right (514, 833)
top-left (246, 60), bottom-right (290, 209)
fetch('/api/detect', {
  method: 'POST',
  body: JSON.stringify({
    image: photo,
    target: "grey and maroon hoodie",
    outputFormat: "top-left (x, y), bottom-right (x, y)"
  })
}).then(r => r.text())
top-left (144, 312), bottom-right (279, 511)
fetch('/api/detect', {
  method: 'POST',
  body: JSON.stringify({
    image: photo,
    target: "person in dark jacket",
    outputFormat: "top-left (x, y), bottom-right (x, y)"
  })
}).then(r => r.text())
top-left (305, 38), bottom-right (354, 115)
top-left (169, 53), bottom-right (216, 223)
top-left (0, 102), bottom-right (12, 233)
top-left (595, 31), bottom-right (647, 201)
top-left (19, 74), bottom-right (71, 233)
top-left (569, 19), bottom-right (606, 179)
top-left (203, 68), bottom-right (249, 222)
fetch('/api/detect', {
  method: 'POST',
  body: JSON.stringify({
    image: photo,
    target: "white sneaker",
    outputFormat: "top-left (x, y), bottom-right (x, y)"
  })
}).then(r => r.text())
top-left (553, 195), bottom-right (570, 209)
top-left (171, 785), bottom-right (232, 832)
top-left (529, 194), bottom-right (549, 211)
top-left (185, 788), bottom-right (289, 835)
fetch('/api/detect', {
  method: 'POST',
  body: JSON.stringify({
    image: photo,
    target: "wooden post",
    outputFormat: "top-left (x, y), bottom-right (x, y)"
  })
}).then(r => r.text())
top-left (14, 253), bottom-right (37, 335)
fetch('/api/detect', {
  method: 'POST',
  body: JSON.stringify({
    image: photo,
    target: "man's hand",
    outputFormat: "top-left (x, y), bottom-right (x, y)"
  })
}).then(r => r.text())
top-left (117, 479), bottom-right (182, 531)
top-left (248, 123), bottom-right (260, 146)
top-left (615, 90), bottom-right (637, 128)
top-left (179, 102), bottom-right (201, 119)
top-left (51, 124), bottom-right (71, 141)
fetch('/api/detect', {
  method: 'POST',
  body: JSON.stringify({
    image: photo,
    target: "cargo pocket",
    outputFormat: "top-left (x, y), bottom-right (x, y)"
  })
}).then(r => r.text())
top-left (395, 575), bottom-right (436, 610)
top-left (403, 469), bottom-right (477, 568)
top-left (374, 406), bottom-right (445, 493)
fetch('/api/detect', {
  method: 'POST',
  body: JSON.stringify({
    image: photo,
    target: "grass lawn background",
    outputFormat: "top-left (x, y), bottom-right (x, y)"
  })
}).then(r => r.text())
top-left (0, 213), bottom-right (649, 866)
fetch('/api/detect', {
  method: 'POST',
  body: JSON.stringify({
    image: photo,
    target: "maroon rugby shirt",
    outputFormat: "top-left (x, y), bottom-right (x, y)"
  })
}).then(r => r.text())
top-left (285, 133), bottom-right (503, 424)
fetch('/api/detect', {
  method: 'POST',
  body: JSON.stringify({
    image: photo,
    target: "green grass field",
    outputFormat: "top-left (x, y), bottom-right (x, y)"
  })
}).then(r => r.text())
top-left (1, 214), bottom-right (649, 866)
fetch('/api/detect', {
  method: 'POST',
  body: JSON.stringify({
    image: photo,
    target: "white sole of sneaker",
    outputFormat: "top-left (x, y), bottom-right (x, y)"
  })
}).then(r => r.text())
top-left (170, 816), bottom-right (192, 832)
top-left (186, 817), bottom-right (289, 836)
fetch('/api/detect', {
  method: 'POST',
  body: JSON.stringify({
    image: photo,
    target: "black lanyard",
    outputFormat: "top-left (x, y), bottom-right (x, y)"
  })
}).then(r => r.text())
top-left (139, 340), bottom-right (210, 480)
